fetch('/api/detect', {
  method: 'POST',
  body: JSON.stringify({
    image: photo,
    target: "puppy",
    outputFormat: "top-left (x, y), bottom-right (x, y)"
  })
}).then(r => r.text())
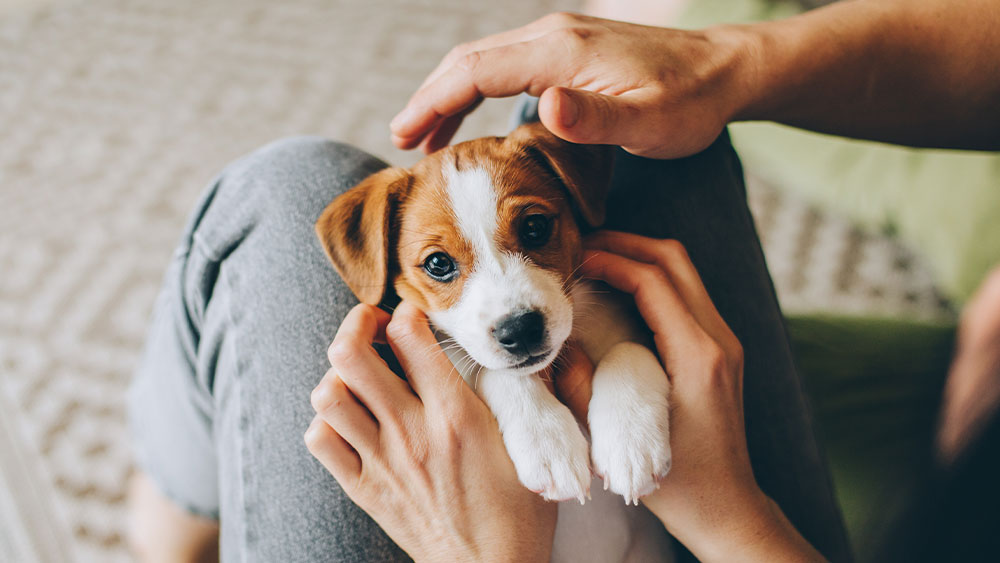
top-left (316, 123), bottom-right (674, 561)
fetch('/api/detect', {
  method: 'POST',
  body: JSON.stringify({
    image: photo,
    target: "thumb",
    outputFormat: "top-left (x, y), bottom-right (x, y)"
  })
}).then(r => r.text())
top-left (537, 86), bottom-right (651, 148)
top-left (386, 300), bottom-right (465, 403)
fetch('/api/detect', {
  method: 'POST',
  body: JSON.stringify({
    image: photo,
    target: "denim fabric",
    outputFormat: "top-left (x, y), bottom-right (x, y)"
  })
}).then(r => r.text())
top-left (130, 119), bottom-right (851, 561)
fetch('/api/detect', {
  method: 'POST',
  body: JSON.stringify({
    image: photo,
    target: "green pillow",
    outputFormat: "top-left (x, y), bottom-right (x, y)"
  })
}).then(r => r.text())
top-left (676, 0), bottom-right (1000, 303)
top-left (787, 314), bottom-right (954, 559)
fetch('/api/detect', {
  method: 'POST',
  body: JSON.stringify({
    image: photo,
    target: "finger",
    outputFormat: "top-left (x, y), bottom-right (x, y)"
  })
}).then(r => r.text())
top-left (537, 86), bottom-right (662, 148)
top-left (304, 415), bottom-right (362, 485)
top-left (311, 369), bottom-right (379, 453)
top-left (551, 341), bottom-right (594, 424)
top-left (329, 304), bottom-right (418, 418)
top-left (385, 300), bottom-right (468, 404)
top-left (578, 249), bottom-right (716, 368)
top-left (584, 232), bottom-right (739, 354)
top-left (416, 100), bottom-right (481, 154)
top-left (391, 38), bottom-right (568, 146)
top-left (418, 16), bottom-right (561, 92)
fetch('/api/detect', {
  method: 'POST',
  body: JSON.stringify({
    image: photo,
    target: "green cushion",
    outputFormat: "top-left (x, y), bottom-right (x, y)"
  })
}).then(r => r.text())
top-left (787, 314), bottom-right (954, 559)
top-left (676, 0), bottom-right (1000, 303)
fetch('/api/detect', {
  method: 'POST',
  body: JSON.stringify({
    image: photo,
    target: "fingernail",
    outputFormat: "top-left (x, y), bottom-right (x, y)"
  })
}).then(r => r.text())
top-left (558, 91), bottom-right (579, 128)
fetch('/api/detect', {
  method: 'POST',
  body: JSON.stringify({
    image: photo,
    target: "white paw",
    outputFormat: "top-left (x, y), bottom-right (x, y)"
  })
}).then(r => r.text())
top-left (503, 403), bottom-right (591, 503)
top-left (589, 342), bottom-right (672, 505)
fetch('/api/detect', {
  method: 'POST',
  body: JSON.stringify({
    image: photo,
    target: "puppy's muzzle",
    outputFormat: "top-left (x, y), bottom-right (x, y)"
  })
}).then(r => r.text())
top-left (492, 309), bottom-right (548, 360)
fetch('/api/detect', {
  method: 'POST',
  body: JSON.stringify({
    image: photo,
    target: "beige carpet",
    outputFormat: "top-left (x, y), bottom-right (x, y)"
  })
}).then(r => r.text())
top-left (0, 0), bottom-right (951, 561)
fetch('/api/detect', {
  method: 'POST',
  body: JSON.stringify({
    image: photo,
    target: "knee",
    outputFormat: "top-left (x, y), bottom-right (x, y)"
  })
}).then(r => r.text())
top-left (218, 136), bottom-right (389, 224)
top-left (246, 136), bottom-right (384, 177)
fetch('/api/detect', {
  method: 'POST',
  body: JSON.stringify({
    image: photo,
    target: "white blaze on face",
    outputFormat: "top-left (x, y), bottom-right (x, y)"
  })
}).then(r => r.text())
top-left (427, 163), bottom-right (573, 373)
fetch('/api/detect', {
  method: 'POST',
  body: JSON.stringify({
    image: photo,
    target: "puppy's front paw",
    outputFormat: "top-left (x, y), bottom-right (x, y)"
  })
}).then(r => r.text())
top-left (504, 403), bottom-right (591, 503)
top-left (589, 342), bottom-right (672, 505)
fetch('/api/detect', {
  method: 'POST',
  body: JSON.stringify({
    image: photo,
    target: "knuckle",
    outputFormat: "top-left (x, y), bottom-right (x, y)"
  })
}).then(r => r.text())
top-left (701, 340), bottom-right (729, 374)
top-left (356, 303), bottom-right (380, 325)
top-left (638, 263), bottom-right (666, 286)
top-left (327, 341), bottom-right (358, 369)
top-left (658, 238), bottom-right (688, 260)
top-left (551, 25), bottom-right (591, 49)
top-left (310, 382), bottom-right (332, 412)
top-left (303, 422), bottom-right (329, 451)
top-left (444, 43), bottom-right (469, 65)
top-left (456, 50), bottom-right (482, 72)
top-left (729, 340), bottom-right (745, 371)
top-left (544, 11), bottom-right (578, 26)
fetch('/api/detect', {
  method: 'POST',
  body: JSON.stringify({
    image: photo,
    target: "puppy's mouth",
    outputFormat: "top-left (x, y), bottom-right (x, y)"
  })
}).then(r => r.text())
top-left (510, 351), bottom-right (553, 370)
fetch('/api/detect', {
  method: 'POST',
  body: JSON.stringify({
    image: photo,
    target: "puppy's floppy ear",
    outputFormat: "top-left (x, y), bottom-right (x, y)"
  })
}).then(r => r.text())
top-left (507, 122), bottom-right (614, 228)
top-left (315, 167), bottom-right (411, 305)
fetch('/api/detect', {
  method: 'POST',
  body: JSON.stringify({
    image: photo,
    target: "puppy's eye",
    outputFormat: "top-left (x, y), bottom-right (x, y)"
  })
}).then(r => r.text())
top-left (423, 252), bottom-right (457, 282)
top-left (520, 214), bottom-right (552, 248)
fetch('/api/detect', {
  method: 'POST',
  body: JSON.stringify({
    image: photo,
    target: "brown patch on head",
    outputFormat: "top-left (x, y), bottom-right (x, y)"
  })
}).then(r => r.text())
top-left (505, 122), bottom-right (615, 228)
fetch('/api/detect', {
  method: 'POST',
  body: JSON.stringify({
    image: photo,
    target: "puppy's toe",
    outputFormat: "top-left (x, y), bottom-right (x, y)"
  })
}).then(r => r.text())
top-left (592, 429), bottom-right (672, 504)
top-left (590, 394), bottom-right (672, 504)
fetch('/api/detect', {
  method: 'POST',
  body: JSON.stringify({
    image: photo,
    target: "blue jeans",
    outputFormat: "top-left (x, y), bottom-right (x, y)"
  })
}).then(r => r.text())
top-left (129, 114), bottom-right (852, 561)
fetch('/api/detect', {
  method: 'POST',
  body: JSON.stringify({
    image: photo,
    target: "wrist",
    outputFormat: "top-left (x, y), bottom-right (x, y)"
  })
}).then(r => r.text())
top-left (646, 484), bottom-right (824, 562)
top-left (699, 22), bottom-right (771, 125)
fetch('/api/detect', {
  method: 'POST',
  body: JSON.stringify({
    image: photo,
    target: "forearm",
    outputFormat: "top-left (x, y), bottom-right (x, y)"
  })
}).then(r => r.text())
top-left (724, 0), bottom-right (1000, 150)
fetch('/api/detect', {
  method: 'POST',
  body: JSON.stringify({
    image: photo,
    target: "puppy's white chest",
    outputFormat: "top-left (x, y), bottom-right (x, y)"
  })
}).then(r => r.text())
top-left (436, 282), bottom-right (674, 563)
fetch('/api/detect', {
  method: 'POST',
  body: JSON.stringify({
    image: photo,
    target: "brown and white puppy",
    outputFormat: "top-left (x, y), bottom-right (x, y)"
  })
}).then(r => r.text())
top-left (317, 123), bottom-right (674, 561)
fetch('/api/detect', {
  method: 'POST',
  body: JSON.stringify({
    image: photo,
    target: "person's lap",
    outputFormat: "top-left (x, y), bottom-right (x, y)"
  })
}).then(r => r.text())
top-left (129, 126), bottom-right (851, 561)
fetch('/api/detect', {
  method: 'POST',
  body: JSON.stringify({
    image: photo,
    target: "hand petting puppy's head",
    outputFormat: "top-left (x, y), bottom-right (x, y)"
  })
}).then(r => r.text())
top-left (317, 122), bottom-right (614, 373)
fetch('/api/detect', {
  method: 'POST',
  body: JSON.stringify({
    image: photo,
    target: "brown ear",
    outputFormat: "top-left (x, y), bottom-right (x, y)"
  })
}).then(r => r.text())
top-left (507, 122), bottom-right (614, 227)
top-left (315, 167), bottom-right (411, 305)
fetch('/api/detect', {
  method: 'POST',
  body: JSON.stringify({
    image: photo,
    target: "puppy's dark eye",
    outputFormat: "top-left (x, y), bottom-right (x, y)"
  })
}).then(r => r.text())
top-left (520, 214), bottom-right (552, 248)
top-left (423, 252), bottom-right (457, 282)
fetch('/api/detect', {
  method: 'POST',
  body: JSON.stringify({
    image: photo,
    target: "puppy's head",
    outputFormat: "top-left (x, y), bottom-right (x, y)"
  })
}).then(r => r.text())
top-left (317, 122), bottom-right (613, 373)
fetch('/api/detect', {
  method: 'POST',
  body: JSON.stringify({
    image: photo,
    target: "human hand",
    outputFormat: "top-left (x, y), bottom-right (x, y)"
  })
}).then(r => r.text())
top-left (938, 265), bottom-right (1000, 464)
top-left (579, 231), bottom-right (824, 562)
top-left (305, 301), bottom-right (556, 563)
top-left (390, 12), bottom-right (749, 158)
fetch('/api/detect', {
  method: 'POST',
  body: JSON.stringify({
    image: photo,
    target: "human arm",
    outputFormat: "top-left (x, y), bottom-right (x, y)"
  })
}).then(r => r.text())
top-left (391, 2), bottom-right (1000, 157)
top-left (736, 0), bottom-right (1000, 151)
top-left (579, 231), bottom-right (826, 563)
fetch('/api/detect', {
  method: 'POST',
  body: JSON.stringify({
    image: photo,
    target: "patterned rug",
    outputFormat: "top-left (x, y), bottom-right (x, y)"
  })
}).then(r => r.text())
top-left (0, 0), bottom-right (952, 560)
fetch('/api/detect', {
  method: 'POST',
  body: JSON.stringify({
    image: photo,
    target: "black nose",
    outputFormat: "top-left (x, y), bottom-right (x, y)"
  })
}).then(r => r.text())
top-left (493, 310), bottom-right (546, 356)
